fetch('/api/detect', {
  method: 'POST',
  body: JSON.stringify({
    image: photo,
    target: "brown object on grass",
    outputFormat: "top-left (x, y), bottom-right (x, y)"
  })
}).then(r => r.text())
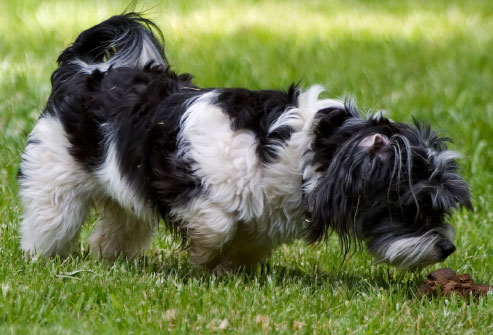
top-left (418, 268), bottom-right (492, 298)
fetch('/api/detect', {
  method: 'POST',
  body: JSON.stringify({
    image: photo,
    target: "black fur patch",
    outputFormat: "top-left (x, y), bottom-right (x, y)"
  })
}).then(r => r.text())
top-left (57, 13), bottom-right (167, 68)
top-left (216, 85), bottom-right (299, 162)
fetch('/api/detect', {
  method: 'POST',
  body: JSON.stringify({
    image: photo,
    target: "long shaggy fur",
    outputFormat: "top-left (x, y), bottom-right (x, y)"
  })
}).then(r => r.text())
top-left (18, 13), bottom-right (471, 271)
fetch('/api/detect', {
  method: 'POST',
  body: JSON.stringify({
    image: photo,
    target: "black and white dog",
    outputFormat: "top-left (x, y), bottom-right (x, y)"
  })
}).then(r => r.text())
top-left (18, 14), bottom-right (471, 272)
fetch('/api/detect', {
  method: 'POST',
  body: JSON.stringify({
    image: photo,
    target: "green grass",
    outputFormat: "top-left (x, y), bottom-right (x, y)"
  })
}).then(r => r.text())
top-left (1, 0), bottom-right (492, 334)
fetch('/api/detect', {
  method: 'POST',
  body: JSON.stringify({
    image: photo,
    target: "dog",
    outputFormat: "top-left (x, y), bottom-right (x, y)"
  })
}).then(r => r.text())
top-left (18, 13), bottom-right (471, 272)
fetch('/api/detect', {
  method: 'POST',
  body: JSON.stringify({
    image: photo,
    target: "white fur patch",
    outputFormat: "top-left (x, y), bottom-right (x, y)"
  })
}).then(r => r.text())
top-left (373, 225), bottom-right (455, 269)
top-left (174, 91), bottom-right (260, 247)
top-left (95, 139), bottom-right (158, 222)
top-left (383, 234), bottom-right (440, 268)
top-left (19, 115), bottom-right (94, 256)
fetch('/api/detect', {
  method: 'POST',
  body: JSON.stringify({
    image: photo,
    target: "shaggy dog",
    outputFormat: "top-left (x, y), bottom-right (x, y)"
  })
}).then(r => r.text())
top-left (18, 14), bottom-right (471, 272)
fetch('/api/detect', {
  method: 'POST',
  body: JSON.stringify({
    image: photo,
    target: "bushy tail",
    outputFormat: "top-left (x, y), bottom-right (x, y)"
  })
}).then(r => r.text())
top-left (57, 13), bottom-right (167, 74)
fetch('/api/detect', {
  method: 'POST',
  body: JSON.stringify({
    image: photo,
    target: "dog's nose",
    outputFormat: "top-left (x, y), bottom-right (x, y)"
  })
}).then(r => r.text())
top-left (440, 242), bottom-right (456, 259)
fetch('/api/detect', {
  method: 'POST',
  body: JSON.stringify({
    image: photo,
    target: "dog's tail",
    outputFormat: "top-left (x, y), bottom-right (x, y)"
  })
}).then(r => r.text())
top-left (56, 13), bottom-right (167, 74)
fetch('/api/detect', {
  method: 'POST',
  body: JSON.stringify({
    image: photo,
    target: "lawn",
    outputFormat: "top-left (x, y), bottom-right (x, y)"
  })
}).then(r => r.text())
top-left (1, 0), bottom-right (492, 334)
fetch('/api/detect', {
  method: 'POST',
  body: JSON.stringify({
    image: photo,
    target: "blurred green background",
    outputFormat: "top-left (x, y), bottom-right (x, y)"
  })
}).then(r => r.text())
top-left (0, 1), bottom-right (492, 334)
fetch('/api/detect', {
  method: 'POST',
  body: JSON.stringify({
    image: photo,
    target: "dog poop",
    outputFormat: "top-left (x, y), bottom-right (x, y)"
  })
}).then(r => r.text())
top-left (418, 268), bottom-right (492, 298)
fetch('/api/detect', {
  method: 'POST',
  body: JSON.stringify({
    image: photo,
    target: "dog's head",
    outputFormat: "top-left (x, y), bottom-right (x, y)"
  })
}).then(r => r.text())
top-left (305, 102), bottom-right (471, 269)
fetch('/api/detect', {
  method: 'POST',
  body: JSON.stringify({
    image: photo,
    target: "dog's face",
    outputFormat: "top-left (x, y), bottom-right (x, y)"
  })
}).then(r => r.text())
top-left (307, 106), bottom-right (471, 269)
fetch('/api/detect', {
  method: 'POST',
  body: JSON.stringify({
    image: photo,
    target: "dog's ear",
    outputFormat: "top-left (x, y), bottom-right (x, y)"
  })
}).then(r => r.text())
top-left (305, 171), bottom-right (361, 245)
top-left (358, 133), bottom-right (389, 154)
top-left (430, 156), bottom-right (473, 211)
top-left (311, 105), bottom-right (361, 171)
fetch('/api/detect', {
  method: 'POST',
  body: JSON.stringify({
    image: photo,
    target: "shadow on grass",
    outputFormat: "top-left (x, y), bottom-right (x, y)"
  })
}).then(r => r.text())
top-left (114, 249), bottom-right (426, 299)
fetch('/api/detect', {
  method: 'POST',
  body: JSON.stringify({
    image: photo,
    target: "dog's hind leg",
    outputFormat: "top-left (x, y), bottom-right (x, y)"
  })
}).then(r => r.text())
top-left (88, 199), bottom-right (155, 260)
top-left (19, 116), bottom-right (92, 257)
